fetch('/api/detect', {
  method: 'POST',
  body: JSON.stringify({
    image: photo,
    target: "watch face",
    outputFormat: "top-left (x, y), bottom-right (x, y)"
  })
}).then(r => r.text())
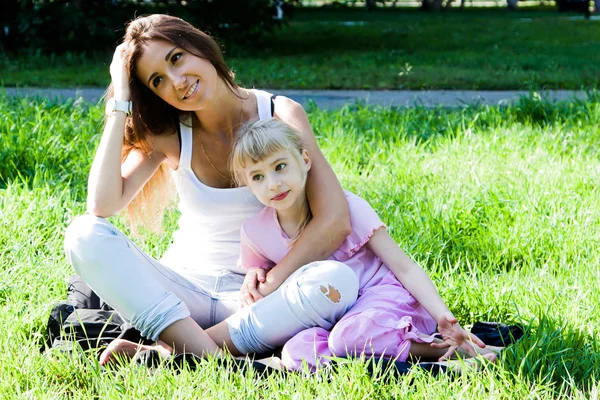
top-left (105, 99), bottom-right (130, 115)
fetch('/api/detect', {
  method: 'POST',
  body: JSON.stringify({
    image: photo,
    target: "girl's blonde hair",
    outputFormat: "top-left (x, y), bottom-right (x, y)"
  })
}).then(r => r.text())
top-left (231, 118), bottom-right (312, 240)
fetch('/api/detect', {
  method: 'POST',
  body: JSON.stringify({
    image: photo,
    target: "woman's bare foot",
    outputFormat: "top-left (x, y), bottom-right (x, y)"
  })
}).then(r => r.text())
top-left (99, 339), bottom-right (167, 365)
top-left (253, 356), bottom-right (284, 371)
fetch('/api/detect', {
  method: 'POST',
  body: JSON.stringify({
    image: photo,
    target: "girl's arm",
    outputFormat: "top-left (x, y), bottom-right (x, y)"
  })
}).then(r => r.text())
top-left (367, 228), bottom-right (451, 321)
top-left (258, 97), bottom-right (351, 295)
top-left (367, 228), bottom-right (486, 358)
top-left (238, 224), bottom-right (274, 307)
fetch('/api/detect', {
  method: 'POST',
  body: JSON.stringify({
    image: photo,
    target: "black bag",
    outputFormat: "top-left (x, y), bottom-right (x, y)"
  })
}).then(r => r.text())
top-left (470, 321), bottom-right (524, 347)
top-left (43, 275), bottom-right (151, 354)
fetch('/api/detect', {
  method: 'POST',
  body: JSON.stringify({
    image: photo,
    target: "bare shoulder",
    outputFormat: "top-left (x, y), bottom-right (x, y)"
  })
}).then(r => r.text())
top-left (272, 96), bottom-right (315, 143)
top-left (272, 95), bottom-right (303, 116)
top-left (273, 97), bottom-right (309, 127)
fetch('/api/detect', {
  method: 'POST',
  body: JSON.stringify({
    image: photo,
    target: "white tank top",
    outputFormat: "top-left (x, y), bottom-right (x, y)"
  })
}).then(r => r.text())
top-left (160, 89), bottom-right (272, 276)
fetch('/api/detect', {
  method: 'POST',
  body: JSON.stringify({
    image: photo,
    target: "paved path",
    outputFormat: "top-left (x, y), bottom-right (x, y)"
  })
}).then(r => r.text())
top-left (3, 87), bottom-right (592, 108)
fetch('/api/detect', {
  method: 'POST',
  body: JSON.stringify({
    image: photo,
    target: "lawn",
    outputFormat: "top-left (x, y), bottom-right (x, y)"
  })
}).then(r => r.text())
top-left (1, 7), bottom-right (599, 90)
top-left (1, 93), bottom-right (599, 398)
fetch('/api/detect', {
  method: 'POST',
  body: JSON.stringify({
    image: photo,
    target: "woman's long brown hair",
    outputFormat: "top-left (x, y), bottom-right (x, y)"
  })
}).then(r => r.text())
top-left (105, 14), bottom-right (239, 232)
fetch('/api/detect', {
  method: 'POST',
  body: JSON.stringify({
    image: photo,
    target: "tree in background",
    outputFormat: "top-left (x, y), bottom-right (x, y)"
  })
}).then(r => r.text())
top-left (1, 0), bottom-right (293, 54)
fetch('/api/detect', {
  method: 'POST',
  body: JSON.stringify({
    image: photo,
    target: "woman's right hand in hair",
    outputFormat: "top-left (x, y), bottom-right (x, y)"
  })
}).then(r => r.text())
top-left (239, 268), bottom-right (267, 307)
top-left (110, 43), bottom-right (131, 100)
top-left (88, 44), bottom-right (169, 218)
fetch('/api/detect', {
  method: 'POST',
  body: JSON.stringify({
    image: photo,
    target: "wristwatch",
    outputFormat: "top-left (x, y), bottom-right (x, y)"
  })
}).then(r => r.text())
top-left (105, 98), bottom-right (132, 116)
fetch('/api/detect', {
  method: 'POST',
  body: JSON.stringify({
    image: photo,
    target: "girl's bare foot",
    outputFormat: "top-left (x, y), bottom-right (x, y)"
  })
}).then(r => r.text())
top-left (455, 343), bottom-right (502, 362)
top-left (421, 352), bottom-right (497, 374)
top-left (427, 336), bottom-right (503, 361)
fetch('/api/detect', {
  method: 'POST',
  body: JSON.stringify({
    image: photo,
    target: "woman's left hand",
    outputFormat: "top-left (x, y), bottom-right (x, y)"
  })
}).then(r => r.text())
top-left (239, 268), bottom-right (266, 308)
top-left (256, 272), bottom-right (285, 299)
top-left (430, 312), bottom-right (486, 361)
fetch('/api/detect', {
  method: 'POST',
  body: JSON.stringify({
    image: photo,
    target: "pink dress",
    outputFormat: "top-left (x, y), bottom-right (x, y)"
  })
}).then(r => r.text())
top-left (239, 191), bottom-right (437, 370)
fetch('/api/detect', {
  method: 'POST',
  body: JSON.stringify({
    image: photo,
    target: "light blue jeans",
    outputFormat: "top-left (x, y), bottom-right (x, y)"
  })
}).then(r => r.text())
top-left (63, 214), bottom-right (359, 354)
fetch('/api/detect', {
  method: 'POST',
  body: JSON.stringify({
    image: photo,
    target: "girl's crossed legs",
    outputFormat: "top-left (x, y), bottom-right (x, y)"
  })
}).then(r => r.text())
top-left (282, 278), bottom-right (499, 371)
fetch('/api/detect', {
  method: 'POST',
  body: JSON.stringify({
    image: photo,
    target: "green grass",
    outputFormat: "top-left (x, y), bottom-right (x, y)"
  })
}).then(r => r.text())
top-left (1, 7), bottom-right (599, 90)
top-left (1, 93), bottom-right (600, 397)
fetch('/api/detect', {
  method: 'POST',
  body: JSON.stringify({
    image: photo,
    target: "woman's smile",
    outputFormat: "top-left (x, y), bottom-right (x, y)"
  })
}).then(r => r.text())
top-left (183, 80), bottom-right (199, 100)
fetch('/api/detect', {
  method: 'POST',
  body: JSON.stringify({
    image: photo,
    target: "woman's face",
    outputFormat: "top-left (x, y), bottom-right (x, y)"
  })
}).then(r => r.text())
top-left (135, 40), bottom-right (218, 111)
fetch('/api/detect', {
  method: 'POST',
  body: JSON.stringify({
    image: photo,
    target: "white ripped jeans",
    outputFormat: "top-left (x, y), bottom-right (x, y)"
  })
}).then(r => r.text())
top-left (63, 214), bottom-right (359, 354)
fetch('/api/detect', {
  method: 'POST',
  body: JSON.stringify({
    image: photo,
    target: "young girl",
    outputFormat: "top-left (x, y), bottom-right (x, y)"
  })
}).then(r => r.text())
top-left (231, 118), bottom-right (498, 371)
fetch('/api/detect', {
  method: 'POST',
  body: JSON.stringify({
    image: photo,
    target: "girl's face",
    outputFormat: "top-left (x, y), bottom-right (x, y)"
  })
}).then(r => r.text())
top-left (244, 148), bottom-right (311, 211)
top-left (135, 40), bottom-right (218, 111)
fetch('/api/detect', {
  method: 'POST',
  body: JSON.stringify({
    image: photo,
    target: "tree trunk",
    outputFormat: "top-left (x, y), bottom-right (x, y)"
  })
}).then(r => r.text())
top-left (421, 0), bottom-right (444, 11)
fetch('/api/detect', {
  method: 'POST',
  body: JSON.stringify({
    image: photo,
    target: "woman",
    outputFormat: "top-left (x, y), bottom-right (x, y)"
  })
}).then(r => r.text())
top-left (64, 14), bottom-right (358, 362)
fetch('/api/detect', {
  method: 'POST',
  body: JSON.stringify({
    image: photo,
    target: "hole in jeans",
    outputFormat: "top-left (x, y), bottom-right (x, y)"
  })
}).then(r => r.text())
top-left (320, 285), bottom-right (341, 303)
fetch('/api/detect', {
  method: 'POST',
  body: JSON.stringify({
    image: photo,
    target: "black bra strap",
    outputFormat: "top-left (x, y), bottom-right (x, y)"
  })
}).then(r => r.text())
top-left (270, 94), bottom-right (277, 117)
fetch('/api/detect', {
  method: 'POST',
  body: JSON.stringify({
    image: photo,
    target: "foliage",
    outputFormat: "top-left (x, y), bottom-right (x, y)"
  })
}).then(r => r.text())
top-left (2, 8), bottom-right (598, 90)
top-left (0, 0), bottom-right (293, 54)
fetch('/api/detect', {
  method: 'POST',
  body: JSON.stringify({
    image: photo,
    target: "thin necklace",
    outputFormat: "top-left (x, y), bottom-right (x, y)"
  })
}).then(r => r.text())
top-left (197, 95), bottom-right (245, 187)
